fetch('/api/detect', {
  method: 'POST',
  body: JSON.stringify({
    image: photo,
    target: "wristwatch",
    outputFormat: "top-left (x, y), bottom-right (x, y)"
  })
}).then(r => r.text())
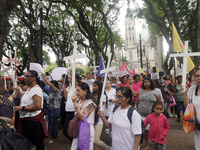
top-left (22, 106), bottom-right (25, 111)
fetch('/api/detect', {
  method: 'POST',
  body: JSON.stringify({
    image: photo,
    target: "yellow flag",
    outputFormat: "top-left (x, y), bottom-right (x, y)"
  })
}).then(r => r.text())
top-left (138, 66), bottom-right (145, 75)
top-left (155, 65), bottom-right (159, 72)
top-left (172, 22), bottom-right (195, 72)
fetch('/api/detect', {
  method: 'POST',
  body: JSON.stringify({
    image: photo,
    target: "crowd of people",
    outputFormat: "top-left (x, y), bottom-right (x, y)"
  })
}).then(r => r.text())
top-left (1, 69), bottom-right (200, 150)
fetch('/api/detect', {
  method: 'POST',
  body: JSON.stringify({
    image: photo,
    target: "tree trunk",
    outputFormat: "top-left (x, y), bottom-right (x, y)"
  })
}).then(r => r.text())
top-left (197, 0), bottom-right (200, 52)
top-left (0, 1), bottom-right (18, 62)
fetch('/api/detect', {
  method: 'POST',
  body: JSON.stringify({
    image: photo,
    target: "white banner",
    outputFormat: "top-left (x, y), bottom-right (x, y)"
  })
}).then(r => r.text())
top-left (30, 63), bottom-right (44, 80)
top-left (132, 63), bottom-right (139, 68)
top-left (51, 67), bottom-right (68, 80)
top-left (151, 72), bottom-right (159, 80)
top-left (30, 63), bottom-right (44, 75)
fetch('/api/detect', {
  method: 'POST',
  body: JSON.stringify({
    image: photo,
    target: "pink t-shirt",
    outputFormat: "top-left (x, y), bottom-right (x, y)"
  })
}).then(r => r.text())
top-left (132, 81), bottom-right (142, 101)
top-left (165, 80), bottom-right (171, 85)
top-left (118, 83), bottom-right (129, 88)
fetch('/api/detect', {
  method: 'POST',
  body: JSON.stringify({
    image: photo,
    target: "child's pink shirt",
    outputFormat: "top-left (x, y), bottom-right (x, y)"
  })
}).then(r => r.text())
top-left (144, 113), bottom-right (170, 144)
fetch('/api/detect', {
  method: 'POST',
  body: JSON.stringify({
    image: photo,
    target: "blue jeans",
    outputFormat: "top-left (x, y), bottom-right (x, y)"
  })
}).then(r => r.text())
top-left (164, 102), bottom-right (168, 110)
top-left (151, 140), bottom-right (165, 150)
top-left (176, 101), bottom-right (185, 119)
top-left (49, 108), bottom-right (60, 139)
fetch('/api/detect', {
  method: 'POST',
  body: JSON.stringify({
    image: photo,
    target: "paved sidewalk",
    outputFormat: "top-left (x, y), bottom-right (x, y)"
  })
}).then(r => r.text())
top-left (44, 116), bottom-right (195, 150)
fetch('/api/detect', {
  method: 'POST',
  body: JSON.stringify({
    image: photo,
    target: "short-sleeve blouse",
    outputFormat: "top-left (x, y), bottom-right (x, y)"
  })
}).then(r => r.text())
top-left (77, 99), bottom-right (96, 125)
top-left (20, 85), bottom-right (43, 118)
top-left (138, 89), bottom-right (159, 117)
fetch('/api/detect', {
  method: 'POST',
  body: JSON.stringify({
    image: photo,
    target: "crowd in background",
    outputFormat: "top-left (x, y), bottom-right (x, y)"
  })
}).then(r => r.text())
top-left (1, 70), bottom-right (200, 150)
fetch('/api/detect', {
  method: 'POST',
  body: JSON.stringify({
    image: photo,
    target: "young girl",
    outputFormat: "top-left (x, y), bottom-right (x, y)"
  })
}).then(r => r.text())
top-left (144, 101), bottom-right (170, 150)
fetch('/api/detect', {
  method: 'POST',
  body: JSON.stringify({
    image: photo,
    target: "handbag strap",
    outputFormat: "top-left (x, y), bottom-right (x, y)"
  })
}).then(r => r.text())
top-left (83, 113), bottom-right (87, 123)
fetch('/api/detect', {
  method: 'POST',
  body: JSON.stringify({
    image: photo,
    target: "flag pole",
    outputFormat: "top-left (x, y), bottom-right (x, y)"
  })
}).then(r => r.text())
top-left (14, 48), bottom-right (17, 88)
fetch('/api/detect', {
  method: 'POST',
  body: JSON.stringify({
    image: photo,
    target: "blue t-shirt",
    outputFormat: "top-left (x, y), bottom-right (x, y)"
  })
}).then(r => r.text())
top-left (44, 84), bottom-right (51, 94)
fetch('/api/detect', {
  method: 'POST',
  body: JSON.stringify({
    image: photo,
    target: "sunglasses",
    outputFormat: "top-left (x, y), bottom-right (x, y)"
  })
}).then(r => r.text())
top-left (24, 75), bottom-right (34, 78)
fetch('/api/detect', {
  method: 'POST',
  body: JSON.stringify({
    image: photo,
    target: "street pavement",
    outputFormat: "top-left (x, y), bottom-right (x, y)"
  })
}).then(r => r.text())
top-left (44, 114), bottom-right (195, 150)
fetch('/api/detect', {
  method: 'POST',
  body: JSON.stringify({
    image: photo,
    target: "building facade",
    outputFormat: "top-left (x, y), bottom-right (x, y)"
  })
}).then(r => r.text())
top-left (124, 18), bottom-right (163, 74)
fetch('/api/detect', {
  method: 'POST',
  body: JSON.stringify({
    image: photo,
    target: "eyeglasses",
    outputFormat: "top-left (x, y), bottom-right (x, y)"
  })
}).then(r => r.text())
top-left (24, 75), bottom-right (33, 78)
top-left (115, 95), bottom-right (124, 100)
top-left (195, 75), bottom-right (200, 78)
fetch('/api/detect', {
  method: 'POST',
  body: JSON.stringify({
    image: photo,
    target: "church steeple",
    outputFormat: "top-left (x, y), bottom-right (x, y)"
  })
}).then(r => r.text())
top-left (125, 6), bottom-right (133, 19)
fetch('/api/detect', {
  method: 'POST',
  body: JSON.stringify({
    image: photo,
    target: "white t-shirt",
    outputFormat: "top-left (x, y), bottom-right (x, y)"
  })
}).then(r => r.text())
top-left (76, 99), bottom-right (96, 125)
top-left (155, 88), bottom-right (164, 101)
top-left (65, 87), bottom-right (75, 112)
top-left (20, 85), bottom-right (43, 118)
top-left (97, 94), bottom-right (106, 125)
top-left (105, 88), bottom-right (116, 116)
top-left (86, 79), bottom-right (95, 93)
top-left (187, 85), bottom-right (200, 124)
top-left (108, 107), bottom-right (142, 150)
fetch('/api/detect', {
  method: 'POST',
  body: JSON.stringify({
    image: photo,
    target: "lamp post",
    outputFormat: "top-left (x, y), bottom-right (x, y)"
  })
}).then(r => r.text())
top-left (146, 57), bottom-right (150, 75)
top-left (39, 1), bottom-right (43, 66)
top-left (137, 34), bottom-right (145, 69)
top-left (38, 1), bottom-right (48, 66)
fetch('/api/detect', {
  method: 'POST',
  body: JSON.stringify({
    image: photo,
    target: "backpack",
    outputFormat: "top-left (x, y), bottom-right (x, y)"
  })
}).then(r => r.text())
top-left (113, 106), bottom-right (145, 144)
top-left (0, 119), bottom-right (31, 150)
top-left (43, 96), bottom-right (49, 115)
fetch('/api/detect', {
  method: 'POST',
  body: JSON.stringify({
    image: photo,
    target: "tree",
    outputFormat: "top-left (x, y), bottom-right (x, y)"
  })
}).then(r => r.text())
top-left (2, 0), bottom-right (124, 72)
top-left (45, 62), bottom-right (58, 73)
top-left (136, 0), bottom-right (197, 72)
top-left (57, 0), bottom-right (124, 65)
top-left (0, 0), bottom-right (19, 63)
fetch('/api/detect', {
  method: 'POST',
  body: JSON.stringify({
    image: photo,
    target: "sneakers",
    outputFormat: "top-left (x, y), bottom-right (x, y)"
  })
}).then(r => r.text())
top-left (48, 139), bottom-right (56, 144)
top-left (175, 114), bottom-right (177, 118)
top-left (170, 114), bottom-right (173, 118)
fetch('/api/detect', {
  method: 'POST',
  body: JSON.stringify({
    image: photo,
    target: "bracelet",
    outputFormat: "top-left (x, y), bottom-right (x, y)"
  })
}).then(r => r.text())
top-left (22, 106), bottom-right (25, 111)
top-left (74, 105), bottom-right (79, 109)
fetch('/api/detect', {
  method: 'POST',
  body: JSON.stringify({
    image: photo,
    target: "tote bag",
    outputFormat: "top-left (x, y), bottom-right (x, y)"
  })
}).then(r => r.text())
top-left (77, 113), bottom-right (90, 150)
top-left (183, 103), bottom-right (196, 133)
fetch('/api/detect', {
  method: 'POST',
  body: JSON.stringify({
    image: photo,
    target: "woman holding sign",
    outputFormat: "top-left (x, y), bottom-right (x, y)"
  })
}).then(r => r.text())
top-left (42, 73), bottom-right (60, 144)
top-left (71, 82), bottom-right (97, 150)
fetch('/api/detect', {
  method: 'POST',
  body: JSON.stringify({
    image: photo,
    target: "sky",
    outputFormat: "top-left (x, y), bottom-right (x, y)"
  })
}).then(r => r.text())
top-left (49, 0), bottom-right (169, 64)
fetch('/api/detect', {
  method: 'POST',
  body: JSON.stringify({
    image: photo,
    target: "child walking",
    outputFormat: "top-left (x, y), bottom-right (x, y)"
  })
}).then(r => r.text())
top-left (144, 101), bottom-right (170, 150)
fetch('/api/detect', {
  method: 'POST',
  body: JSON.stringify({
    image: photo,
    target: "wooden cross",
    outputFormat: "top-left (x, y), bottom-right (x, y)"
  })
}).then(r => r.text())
top-left (90, 61), bottom-right (98, 80)
top-left (64, 41), bottom-right (86, 94)
top-left (170, 41), bottom-right (200, 89)
top-left (99, 53), bottom-right (116, 109)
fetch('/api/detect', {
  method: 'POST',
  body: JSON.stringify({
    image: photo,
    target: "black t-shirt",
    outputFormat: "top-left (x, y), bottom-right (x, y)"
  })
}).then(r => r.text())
top-left (168, 83), bottom-right (175, 93)
top-left (0, 90), bottom-right (15, 126)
